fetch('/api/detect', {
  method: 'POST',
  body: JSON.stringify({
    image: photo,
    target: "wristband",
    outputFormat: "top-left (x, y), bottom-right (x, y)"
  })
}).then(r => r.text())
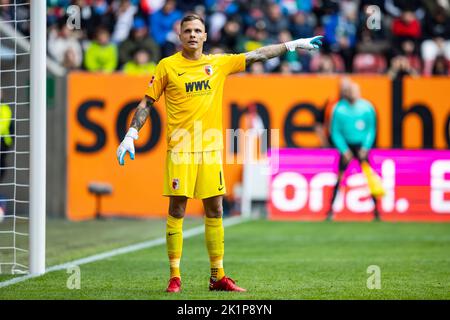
top-left (126, 127), bottom-right (139, 140)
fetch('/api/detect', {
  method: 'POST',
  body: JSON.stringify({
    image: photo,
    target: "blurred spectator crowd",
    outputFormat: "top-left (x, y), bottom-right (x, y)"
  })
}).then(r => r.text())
top-left (14, 0), bottom-right (450, 76)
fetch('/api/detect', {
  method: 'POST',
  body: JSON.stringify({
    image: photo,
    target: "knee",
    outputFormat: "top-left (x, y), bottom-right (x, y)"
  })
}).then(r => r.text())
top-left (205, 203), bottom-right (223, 218)
top-left (169, 201), bottom-right (186, 219)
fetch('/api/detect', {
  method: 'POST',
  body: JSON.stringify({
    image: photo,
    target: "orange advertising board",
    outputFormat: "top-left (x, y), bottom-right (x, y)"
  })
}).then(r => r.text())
top-left (67, 73), bottom-right (449, 220)
top-left (401, 77), bottom-right (450, 149)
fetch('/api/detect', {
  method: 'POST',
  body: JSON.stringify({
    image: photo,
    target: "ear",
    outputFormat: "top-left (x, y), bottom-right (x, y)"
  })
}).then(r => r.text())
top-left (203, 32), bottom-right (207, 42)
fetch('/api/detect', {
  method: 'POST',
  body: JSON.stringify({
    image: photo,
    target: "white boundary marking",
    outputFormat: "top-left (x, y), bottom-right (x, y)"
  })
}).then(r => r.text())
top-left (0, 216), bottom-right (246, 289)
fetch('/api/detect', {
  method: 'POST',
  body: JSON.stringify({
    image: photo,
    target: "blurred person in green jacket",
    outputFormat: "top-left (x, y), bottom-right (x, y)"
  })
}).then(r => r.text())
top-left (84, 26), bottom-right (118, 73)
top-left (0, 91), bottom-right (12, 179)
top-left (118, 17), bottom-right (160, 68)
top-left (122, 48), bottom-right (156, 76)
top-left (0, 90), bottom-right (13, 219)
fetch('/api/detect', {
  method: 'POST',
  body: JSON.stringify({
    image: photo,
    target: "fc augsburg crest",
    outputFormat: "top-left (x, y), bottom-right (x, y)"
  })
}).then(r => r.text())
top-left (204, 65), bottom-right (213, 76)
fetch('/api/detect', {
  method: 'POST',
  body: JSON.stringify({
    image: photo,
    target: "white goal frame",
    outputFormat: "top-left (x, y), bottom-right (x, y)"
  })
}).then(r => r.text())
top-left (29, 0), bottom-right (46, 275)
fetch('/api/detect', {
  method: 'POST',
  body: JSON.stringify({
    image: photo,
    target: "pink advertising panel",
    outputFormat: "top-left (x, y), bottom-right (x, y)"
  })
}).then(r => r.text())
top-left (268, 149), bottom-right (450, 221)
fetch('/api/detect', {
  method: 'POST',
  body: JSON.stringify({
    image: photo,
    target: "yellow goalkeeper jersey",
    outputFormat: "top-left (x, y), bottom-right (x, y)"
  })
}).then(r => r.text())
top-left (145, 51), bottom-right (246, 152)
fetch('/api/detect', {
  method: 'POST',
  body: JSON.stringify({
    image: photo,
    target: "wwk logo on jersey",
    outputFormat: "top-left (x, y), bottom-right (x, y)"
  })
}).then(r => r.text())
top-left (185, 80), bottom-right (212, 92)
top-left (204, 65), bottom-right (213, 76)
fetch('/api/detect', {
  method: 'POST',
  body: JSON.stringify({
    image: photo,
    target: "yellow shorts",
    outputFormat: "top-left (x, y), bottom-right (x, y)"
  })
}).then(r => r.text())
top-left (163, 150), bottom-right (226, 199)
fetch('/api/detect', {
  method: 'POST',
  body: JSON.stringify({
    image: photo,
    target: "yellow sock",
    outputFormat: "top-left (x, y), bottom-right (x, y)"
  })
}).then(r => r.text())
top-left (361, 161), bottom-right (385, 198)
top-left (205, 217), bottom-right (225, 281)
top-left (166, 215), bottom-right (183, 279)
top-left (210, 256), bottom-right (225, 281)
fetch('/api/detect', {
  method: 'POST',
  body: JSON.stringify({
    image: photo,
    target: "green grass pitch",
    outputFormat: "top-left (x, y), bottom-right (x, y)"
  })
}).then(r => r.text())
top-left (0, 219), bottom-right (449, 299)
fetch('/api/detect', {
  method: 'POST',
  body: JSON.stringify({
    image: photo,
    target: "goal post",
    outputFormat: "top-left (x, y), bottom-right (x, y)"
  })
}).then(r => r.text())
top-left (29, 0), bottom-right (46, 275)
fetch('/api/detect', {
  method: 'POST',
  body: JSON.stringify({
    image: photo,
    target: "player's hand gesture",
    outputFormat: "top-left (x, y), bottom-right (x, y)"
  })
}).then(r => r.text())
top-left (117, 128), bottom-right (139, 166)
top-left (285, 35), bottom-right (324, 52)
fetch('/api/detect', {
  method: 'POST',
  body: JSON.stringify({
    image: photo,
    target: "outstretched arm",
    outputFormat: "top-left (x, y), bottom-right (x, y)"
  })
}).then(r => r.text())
top-left (245, 35), bottom-right (323, 66)
top-left (245, 43), bottom-right (287, 65)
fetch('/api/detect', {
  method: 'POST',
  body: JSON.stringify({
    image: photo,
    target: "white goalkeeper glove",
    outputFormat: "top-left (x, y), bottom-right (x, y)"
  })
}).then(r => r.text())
top-left (117, 127), bottom-right (138, 166)
top-left (285, 35), bottom-right (324, 52)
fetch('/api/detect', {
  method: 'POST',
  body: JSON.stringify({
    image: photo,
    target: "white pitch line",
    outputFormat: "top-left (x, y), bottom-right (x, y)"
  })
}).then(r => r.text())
top-left (0, 216), bottom-right (247, 289)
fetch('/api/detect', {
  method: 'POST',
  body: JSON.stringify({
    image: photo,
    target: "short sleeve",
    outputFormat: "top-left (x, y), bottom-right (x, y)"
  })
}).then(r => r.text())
top-left (218, 53), bottom-right (246, 75)
top-left (145, 60), bottom-right (168, 101)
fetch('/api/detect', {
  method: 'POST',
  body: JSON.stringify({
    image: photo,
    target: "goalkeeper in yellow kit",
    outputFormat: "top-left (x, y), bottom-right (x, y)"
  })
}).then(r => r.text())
top-left (117, 14), bottom-right (323, 293)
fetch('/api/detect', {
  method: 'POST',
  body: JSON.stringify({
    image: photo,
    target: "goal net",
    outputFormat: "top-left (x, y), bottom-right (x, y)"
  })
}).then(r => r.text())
top-left (0, 0), bottom-right (45, 276)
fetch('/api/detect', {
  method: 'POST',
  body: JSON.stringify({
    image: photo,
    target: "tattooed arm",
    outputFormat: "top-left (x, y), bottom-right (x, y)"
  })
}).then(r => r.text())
top-left (245, 44), bottom-right (287, 66)
top-left (244, 36), bottom-right (324, 66)
top-left (130, 95), bottom-right (154, 131)
top-left (117, 95), bottom-right (154, 165)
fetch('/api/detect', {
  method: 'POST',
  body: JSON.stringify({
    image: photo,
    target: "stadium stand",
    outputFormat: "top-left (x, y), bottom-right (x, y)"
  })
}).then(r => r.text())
top-left (40, 0), bottom-right (450, 75)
